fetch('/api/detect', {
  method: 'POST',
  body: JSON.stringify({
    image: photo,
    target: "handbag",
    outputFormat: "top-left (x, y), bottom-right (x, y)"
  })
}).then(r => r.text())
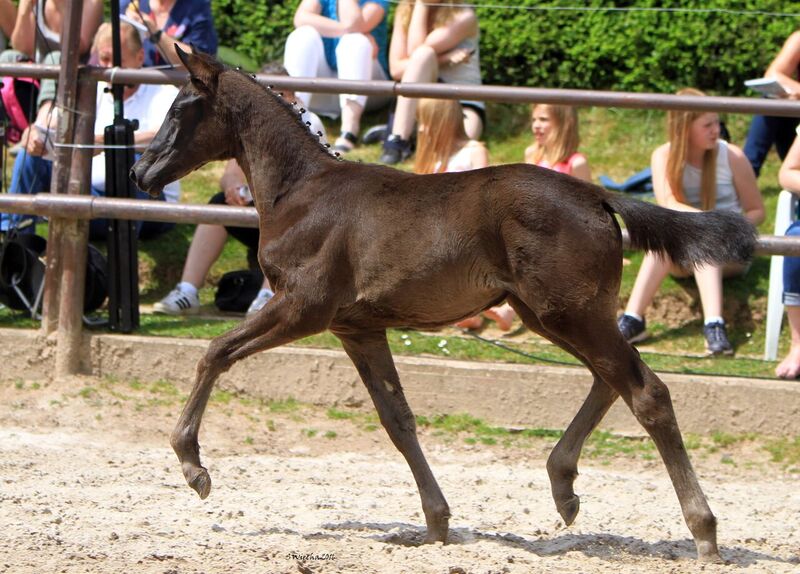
top-left (0, 232), bottom-right (108, 316)
top-left (214, 268), bottom-right (263, 313)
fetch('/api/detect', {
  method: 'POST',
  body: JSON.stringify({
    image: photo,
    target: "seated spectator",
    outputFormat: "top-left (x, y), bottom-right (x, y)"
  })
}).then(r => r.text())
top-left (2, 0), bottom-right (103, 152)
top-left (0, 22), bottom-right (180, 239)
top-left (618, 88), bottom-right (765, 356)
top-left (380, 0), bottom-right (484, 165)
top-left (121, 0), bottom-right (218, 67)
top-left (524, 103), bottom-right (592, 182)
top-left (0, 0), bottom-right (16, 51)
top-left (775, 127), bottom-right (800, 378)
top-left (284, 0), bottom-right (389, 154)
top-left (408, 98), bottom-right (511, 331)
top-left (154, 79), bottom-right (327, 316)
top-left (743, 30), bottom-right (800, 177)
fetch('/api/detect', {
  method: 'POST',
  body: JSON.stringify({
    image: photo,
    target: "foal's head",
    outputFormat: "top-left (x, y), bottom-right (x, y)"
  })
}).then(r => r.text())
top-left (131, 46), bottom-right (237, 197)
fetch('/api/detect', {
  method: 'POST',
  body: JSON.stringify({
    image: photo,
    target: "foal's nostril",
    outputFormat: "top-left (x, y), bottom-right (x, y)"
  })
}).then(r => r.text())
top-left (129, 167), bottom-right (138, 185)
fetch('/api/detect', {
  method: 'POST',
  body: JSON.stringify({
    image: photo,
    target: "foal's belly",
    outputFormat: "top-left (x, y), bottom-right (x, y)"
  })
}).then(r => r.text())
top-left (339, 270), bottom-right (507, 330)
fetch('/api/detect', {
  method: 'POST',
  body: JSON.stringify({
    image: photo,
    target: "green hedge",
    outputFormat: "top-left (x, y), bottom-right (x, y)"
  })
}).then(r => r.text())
top-left (211, 0), bottom-right (799, 95)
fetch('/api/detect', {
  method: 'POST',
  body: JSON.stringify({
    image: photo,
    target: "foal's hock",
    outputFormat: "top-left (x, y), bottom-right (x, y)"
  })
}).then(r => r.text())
top-left (131, 46), bottom-right (757, 562)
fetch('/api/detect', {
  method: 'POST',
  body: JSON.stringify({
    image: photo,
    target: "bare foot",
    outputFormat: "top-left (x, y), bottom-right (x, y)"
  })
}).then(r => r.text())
top-left (483, 304), bottom-right (516, 331)
top-left (455, 315), bottom-right (483, 330)
top-left (775, 346), bottom-right (800, 379)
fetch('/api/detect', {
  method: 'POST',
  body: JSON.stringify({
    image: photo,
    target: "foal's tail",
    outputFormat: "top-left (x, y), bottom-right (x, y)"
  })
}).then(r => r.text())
top-left (604, 193), bottom-right (758, 269)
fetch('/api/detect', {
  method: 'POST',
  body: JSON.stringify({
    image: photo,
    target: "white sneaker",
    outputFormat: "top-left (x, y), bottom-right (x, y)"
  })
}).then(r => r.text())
top-left (153, 286), bottom-right (200, 315)
top-left (246, 290), bottom-right (273, 316)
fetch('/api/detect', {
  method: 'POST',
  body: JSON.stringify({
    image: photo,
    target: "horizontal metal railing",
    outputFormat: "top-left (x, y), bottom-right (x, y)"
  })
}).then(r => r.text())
top-left (0, 194), bottom-right (797, 256)
top-left (4, 63), bottom-right (800, 117)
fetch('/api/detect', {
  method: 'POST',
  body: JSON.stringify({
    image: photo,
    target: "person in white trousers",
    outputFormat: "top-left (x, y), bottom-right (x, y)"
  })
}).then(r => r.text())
top-left (284, 0), bottom-right (390, 154)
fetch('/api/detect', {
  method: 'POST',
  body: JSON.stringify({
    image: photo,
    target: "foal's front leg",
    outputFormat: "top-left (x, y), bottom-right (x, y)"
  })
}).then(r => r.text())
top-left (336, 330), bottom-right (451, 543)
top-left (172, 291), bottom-right (332, 499)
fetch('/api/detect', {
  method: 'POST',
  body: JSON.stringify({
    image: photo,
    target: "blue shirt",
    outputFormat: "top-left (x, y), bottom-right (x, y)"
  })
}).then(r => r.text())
top-left (319, 0), bottom-right (389, 76)
top-left (120, 0), bottom-right (218, 67)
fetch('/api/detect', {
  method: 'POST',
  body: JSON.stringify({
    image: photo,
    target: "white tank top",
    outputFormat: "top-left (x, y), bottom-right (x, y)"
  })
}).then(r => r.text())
top-left (433, 140), bottom-right (484, 173)
top-left (681, 140), bottom-right (741, 213)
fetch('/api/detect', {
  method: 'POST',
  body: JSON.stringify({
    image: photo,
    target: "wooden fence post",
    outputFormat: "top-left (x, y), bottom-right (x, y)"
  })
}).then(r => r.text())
top-left (55, 77), bottom-right (97, 377)
top-left (41, 0), bottom-right (83, 336)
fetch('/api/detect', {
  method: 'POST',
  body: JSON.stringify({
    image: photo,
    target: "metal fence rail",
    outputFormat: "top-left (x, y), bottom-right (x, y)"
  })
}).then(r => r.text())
top-left (3, 63), bottom-right (800, 116)
top-left (0, 194), bottom-right (797, 256)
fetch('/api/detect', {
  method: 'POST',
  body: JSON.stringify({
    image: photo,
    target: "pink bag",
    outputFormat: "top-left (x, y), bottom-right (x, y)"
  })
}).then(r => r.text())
top-left (1, 76), bottom-right (40, 144)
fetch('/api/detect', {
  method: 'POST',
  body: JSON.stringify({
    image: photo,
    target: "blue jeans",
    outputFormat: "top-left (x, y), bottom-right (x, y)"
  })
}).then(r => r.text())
top-left (783, 220), bottom-right (800, 306)
top-left (743, 114), bottom-right (800, 177)
top-left (0, 150), bottom-right (174, 240)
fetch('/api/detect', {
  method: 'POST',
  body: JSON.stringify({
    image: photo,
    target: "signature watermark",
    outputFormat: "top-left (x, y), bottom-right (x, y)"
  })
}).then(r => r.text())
top-left (286, 552), bottom-right (337, 561)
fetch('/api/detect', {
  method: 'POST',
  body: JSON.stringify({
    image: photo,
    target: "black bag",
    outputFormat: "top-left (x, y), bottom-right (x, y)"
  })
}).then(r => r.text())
top-left (214, 268), bottom-right (263, 313)
top-left (0, 232), bottom-right (108, 315)
top-left (0, 232), bottom-right (46, 313)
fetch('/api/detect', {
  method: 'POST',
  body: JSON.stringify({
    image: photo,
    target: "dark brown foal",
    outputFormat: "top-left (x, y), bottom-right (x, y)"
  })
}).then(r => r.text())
top-left (131, 47), bottom-right (757, 561)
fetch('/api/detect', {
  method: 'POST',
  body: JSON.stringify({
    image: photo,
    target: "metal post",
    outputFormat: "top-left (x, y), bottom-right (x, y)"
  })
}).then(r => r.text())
top-left (105, 0), bottom-right (139, 333)
top-left (55, 78), bottom-right (97, 377)
top-left (41, 0), bottom-right (83, 335)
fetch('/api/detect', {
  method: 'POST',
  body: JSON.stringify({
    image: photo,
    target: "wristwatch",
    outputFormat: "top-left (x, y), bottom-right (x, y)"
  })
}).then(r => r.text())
top-left (150, 29), bottom-right (163, 44)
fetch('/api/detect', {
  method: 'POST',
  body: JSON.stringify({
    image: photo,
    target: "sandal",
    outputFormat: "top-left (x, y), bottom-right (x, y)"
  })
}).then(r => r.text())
top-left (333, 131), bottom-right (358, 153)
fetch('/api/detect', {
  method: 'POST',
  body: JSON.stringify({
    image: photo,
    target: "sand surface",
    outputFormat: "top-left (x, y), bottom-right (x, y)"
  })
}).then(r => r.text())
top-left (0, 376), bottom-right (798, 574)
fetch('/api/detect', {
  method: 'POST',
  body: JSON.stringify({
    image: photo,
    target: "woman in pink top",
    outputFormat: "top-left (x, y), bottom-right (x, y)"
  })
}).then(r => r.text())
top-left (524, 103), bottom-right (592, 182)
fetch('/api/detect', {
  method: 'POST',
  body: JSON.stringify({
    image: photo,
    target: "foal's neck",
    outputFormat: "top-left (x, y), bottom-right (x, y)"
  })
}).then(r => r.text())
top-left (225, 72), bottom-right (336, 207)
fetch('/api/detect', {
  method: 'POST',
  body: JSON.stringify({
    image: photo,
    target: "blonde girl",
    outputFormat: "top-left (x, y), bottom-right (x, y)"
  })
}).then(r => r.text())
top-left (524, 103), bottom-right (591, 182)
top-left (380, 0), bottom-right (484, 164)
top-left (414, 97), bottom-right (486, 174)
top-left (618, 88), bottom-right (764, 355)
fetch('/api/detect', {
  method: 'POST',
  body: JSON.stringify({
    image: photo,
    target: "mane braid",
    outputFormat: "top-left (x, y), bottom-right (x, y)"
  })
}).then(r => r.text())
top-left (236, 69), bottom-right (340, 160)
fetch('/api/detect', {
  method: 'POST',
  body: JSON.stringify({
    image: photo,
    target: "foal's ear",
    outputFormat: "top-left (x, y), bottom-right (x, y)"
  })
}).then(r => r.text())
top-left (175, 44), bottom-right (221, 95)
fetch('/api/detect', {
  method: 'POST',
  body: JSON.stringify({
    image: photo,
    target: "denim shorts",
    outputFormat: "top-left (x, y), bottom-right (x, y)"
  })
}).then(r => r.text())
top-left (783, 219), bottom-right (800, 306)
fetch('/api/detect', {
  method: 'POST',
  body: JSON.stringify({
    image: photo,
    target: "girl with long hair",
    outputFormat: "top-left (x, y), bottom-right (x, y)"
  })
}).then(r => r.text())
top-left (413, 98), bottom-right (514, 331)
top-left (380, 0), bottom-right (484, 164)
top-left (618, 88), bottom-right (764, 355)
top-left (524, 103), bottom-right (591, 181)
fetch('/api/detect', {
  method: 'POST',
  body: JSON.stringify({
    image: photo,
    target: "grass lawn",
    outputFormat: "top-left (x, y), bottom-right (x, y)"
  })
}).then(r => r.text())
top-left (0, 104), bottom-right (790, 379)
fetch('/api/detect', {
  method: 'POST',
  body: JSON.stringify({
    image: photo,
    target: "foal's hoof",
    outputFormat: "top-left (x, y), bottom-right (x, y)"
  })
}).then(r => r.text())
top-left (696, 541), bottom-right (723, 563)
top-left (423, 515), bottom-right (450, 544)
top-left (556, 495), bottom-right (580, 526)
top-left (183, 464), bottom-right (212, 499)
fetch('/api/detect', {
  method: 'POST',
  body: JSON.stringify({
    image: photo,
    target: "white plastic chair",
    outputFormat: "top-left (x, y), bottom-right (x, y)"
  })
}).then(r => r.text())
top-left (765, 190), bottom-right (798, 360)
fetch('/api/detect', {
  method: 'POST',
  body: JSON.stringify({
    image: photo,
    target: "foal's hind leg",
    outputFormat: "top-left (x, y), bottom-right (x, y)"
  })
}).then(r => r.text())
top-left (336, 330), bottom-right (450, 543)
top-left (549, 320), bottom-right (720, 561)
top-left (547, 377), bottom-right (617, 524)
top-left (172, 292), bottom-right (332, 499)
top-left (508, 296), bottom-right (619, 525)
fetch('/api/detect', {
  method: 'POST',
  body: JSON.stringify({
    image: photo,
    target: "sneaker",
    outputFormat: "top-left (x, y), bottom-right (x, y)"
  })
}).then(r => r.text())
top-left (379, 134), bottom-right (412, 165)
top-left (153, 286), bottom-right (200, 315)
top-left (617, 314), bottom-right (648, 343)
top-left (246, 290), bottom-right (274, 316)
top-left (703, 321), bottom-right (733, 356)
top-left (333, 131), bottom-right (358, 153)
